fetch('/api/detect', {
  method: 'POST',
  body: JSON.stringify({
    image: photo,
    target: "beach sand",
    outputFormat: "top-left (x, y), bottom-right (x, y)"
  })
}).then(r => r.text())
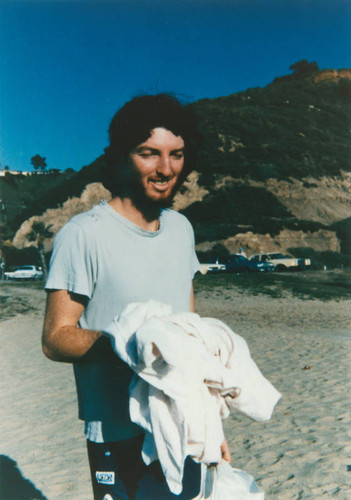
top-left (1, 277), bottom-right (350, 499)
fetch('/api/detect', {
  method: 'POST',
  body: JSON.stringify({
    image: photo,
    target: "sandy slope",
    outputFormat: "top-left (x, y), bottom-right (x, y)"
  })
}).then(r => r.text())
top-left (0, 283), bottom-right (350, 499)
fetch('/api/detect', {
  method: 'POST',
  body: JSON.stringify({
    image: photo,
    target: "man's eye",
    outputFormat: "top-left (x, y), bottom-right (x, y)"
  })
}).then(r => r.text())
top-left (172, 153), bottom-right (184, 159)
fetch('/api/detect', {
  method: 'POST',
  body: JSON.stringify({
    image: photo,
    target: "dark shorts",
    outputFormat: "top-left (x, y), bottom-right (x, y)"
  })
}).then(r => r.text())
top-left (87, 435), bottom-right (201, 500)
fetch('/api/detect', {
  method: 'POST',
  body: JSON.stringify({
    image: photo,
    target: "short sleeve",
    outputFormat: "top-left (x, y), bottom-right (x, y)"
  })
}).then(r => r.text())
top-left (45, 221), bottom-right (96, 299)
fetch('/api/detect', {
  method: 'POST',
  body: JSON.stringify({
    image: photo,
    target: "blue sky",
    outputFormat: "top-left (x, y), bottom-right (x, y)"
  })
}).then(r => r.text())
top-left (0, 0), bottom-right (350, 172)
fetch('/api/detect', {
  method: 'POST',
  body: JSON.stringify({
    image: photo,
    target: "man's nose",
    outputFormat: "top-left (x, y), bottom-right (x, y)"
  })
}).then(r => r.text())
top-left (156, 154), bottom-right (172, 176)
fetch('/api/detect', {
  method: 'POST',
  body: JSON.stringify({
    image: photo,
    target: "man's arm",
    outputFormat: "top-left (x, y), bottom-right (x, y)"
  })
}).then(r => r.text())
top-left (44, 282), bottom-right (196, 362)
top-left (190, 282), bottom-right (195, 313)
top-left (42, 289), bottom-right (105, 363)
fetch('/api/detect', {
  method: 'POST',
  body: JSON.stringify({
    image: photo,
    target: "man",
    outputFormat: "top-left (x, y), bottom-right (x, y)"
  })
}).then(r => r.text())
top-left (42, 94), bottom-right (230, 499)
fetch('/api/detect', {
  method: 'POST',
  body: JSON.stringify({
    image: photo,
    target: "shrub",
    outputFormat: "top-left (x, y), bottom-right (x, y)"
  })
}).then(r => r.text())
top-left (2, 246), bottom-right (41, 269)
top-left (288, 247), bottom-right (351, 269)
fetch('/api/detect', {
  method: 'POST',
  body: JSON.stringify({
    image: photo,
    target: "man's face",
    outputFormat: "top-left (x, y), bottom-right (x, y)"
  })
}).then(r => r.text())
top-left (127, 127), bottom-right (185, 206)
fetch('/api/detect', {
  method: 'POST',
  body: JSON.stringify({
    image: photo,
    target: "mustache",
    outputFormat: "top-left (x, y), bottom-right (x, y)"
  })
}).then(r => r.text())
top-left (150, 174), bottom-right (174, 182)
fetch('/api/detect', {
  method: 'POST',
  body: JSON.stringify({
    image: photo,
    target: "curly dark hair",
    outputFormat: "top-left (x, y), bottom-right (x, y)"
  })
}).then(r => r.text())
top-left (103, 94), bottom-right (201, 195)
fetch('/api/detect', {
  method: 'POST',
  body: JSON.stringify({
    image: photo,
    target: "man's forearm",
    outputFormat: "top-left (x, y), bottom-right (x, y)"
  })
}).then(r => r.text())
top-left (42, 289), bottom-right (114, 363)
top-left (42, 325), bottom-right (104, 363)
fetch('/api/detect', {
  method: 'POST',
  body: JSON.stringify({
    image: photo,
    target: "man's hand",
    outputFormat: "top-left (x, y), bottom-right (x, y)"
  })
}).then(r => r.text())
top-left (221, 439), bottom-right (231, 463)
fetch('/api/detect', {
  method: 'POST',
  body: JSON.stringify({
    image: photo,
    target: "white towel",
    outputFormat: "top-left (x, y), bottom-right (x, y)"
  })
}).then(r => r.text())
top-left (104, 300), bottom-right (281, 495)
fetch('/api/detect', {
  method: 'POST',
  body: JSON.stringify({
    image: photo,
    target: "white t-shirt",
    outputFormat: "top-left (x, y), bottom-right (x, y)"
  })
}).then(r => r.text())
top-left (46, 201), bottom-right (199, 442)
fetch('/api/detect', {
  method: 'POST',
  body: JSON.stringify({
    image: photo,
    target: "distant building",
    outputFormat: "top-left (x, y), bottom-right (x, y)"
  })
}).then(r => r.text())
top-left (0, 169), bottom-right (61, 176)
top-left (0, 169), bottom-right (32, 176)
top-left (0, 169), bottom-right (22, 176)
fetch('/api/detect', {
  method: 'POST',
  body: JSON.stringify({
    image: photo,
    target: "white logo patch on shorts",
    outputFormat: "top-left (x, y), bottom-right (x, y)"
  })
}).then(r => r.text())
top-left (96, 471), bottom-right (115, 485)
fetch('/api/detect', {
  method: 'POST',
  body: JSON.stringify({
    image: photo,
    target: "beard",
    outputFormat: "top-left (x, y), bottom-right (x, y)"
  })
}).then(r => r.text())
top-left (111, 164), bottom-right (181, 219)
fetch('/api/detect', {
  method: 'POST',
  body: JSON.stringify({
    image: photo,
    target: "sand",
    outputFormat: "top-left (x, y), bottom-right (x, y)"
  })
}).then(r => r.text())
top-left (0, 279), bottom-right (350, 499)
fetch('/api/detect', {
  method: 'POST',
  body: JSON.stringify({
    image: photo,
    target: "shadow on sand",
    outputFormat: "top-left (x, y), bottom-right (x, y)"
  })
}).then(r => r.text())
top-left (0, 455), bottom-right (47, 500)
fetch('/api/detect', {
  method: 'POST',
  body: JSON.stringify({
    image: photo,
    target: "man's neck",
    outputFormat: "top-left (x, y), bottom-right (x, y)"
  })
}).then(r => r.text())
top-left (109, 197), bottom-right (161, 232)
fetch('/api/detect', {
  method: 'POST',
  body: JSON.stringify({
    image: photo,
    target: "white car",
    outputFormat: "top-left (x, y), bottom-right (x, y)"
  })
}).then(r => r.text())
top-left (198, 258), bottom-right (226, 275)
top-left (250, 252), bottom-right (311, 272)
top-left (4, 265), bottom-right (44, 281)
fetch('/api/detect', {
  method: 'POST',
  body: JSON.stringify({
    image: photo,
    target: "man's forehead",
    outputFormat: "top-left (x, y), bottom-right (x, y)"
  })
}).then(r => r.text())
top-left (135, 127), bottom-right (185, 148)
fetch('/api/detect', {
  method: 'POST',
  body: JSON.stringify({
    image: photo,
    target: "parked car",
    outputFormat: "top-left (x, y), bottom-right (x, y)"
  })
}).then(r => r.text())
top-left (199, 254), bottom-right (276, 274)
top-left (251, 260), bottom-right (276, 272)
top-left (250, 252), bottom-right (311, 271)
top-left (4, 265), bottom-right (44, 280)
top-left (220, 254), bottom-right (275, 273)
top-left (198, 257), bottom-right (226, 275)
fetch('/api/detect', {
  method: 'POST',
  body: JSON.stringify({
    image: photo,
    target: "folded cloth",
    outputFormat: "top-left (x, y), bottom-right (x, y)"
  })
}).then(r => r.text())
top-left (103, 300), bottom-right (281, 495)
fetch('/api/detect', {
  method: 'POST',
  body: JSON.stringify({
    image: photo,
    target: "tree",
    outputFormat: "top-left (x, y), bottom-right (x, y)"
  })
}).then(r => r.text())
top-left (30, 154), bottom-right (47, 171)
top-left (26, 221), bottom-right (53, 278)
top-left (289, 60), bottom-right (319, 75)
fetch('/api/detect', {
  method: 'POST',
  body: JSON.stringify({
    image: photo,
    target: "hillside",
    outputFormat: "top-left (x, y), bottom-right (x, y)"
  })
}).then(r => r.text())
top-left (2, 61), bottom-right (351, 266)
top-left (189, 62), bottom-right (351, 181)
top-left (0, 171), bottom-right (74, 241)
top-left (180, 62), bottom-right (351, 257)
top-left (0, 157), bottom-right (105, 240)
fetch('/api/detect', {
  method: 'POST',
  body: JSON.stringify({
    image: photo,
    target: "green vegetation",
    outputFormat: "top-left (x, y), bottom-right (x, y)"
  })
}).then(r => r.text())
top-left (30, 154), bottom-right (47, 171)
top-left (0, 170), bottom-right (73, 239)
top-left (181, 64), bottom-right (351, 247)
top-left (287, 247), bottom-right (351, 270)
top-left (1, 245), bottom-right (43, 270)
top-left (0, 156), bottom-right (105, 239)
top-left (189, 64), bottom-right (351, 182)
top-left (331, 218), bottom-right (351, 255)
top-left (25, 221), bottom-right (53, 278)
top-left (193, 269), bottom-right (351, 301)
top-left (180, 182), bottom-right (327, 242)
